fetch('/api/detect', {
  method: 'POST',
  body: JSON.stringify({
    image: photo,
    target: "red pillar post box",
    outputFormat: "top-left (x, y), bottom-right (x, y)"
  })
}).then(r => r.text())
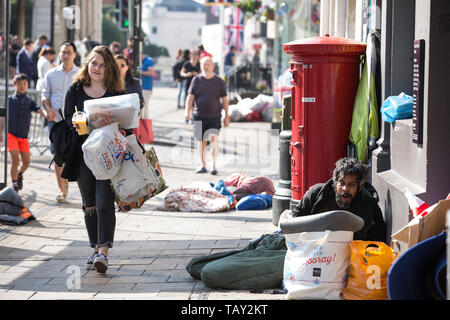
top-left (283, 35), bottom-right (366, 206)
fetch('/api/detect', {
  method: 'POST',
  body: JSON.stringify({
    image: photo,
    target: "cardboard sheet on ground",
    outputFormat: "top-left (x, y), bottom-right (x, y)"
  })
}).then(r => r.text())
top-left (391, 199), bottom-right (450, 248)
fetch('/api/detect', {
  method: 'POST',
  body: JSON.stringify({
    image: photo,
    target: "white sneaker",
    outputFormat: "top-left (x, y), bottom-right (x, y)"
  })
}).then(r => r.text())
top-left (56, 193), bottom-right (67, 203)
top-left (86, 252), bottom-right (98, 270)
top-left (93, 253), bottom-right (108, 273)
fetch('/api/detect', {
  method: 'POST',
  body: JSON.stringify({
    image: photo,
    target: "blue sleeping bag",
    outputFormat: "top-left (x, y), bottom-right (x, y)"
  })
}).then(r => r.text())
top-left (235, 194), bottom-right (272, 210)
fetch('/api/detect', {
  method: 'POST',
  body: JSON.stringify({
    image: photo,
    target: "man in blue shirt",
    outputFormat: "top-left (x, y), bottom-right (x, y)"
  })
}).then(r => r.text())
top-left (41, 41), bottom-right (79, 203)
top-left (0, 74), bottom-right (49, 191)
top-left (224, 45), bottom-right (236, 76)
top-left (141, 53), bottom-right (155, 119)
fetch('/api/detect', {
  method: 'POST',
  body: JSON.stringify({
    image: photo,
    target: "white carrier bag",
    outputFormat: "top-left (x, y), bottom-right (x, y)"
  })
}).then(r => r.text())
top-left (283, 230), bottom-right (353, 300)
top-left (81, 122), bottom-right (128, 180)
top-left (84, 93), bottom-right (140, 129)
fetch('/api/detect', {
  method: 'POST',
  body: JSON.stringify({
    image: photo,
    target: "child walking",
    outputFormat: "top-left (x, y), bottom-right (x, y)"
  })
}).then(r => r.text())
top-left (0, 73), bottom-right (49, 192)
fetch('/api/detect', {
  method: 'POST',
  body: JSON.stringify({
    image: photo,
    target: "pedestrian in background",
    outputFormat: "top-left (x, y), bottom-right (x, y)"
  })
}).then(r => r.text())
top-left (115, 53), bottom-right (144, 111)
top-left (180, 49), bottom-right (200, 104)
top-left (41, 41), bottom-right (79, 203)
top-left (8, 35), bottom-right (20, 79)
top-left (140, 52), bottom-right (155, 119)
top-left (172, 49), bottom-right (189, 109)
top-left (31, 35), bottom-right (49, 85)
top-left (36, 47), bottom-right (56, 91)
top-left (224, 45), bottom-right (236, 76)
top-left (63, 45), bottom-right (124, 274)
top-left (109, 41), bottom-right (122, 56)
top-left (185, 56), bottom-right (230, 175)
top-left (16, 38), bottom-right (36, 86)
top-left (198, 43), bottom-right (212, 60)
top-left (122, 37), bottom-right (134, 65)
top-left (0, 74), bottom-right (49, 192)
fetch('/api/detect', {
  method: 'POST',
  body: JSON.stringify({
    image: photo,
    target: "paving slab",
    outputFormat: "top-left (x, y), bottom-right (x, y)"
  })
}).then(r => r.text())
top-left (0, 85), bottom-right (283, 301)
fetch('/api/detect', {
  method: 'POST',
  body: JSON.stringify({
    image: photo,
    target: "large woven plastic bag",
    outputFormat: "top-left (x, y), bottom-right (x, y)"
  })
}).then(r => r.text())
top-left (81, 122), bottom-right (127, 180)
top-left (283, 230), bottom-right (354, 300)
top-left (342, 241), bottom-right (398, 300)
top-left (110, 134), bottom-right (158, 203)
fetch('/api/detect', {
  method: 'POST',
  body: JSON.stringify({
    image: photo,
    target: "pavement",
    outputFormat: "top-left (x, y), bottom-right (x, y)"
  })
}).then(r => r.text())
top-left (0, 84), bottom-right (286, 300)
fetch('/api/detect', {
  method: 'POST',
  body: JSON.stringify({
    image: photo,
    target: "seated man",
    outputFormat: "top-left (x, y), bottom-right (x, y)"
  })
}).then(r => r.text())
top-left (291, 157), bottom-right (387, 242)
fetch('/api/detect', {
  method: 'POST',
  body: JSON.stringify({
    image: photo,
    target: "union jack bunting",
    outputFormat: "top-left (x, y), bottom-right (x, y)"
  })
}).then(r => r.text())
top-left (204, 0), bottom-right (235, 6)
top-left (225, 6), bottom-right (244, 52)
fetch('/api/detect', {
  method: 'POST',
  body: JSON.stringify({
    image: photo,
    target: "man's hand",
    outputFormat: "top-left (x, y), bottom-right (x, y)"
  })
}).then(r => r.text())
top-left (46, 109), bottom-right (57, 122)
top-left (185, 93), bottom-right (194, 122)
top-left (224, 114), bottom-right (230, 128)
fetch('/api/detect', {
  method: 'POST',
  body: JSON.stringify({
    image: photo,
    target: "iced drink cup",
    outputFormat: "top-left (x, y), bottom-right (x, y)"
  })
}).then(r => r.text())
top-left (72, 111), bottom-right (89, 135)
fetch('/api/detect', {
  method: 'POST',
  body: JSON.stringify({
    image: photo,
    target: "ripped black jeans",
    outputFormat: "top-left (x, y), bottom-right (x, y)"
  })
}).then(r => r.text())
top-left (77, 160), bottom-right (116, 249)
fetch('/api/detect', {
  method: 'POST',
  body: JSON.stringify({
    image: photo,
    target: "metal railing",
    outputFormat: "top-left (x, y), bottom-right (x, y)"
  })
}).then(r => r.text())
top-left (0, 87), bottom-right (50, 155)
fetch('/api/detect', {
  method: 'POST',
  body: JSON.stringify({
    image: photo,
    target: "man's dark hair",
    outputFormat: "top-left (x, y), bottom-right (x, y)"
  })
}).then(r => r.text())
top-left (60, 41), bottom-right (77, 54)
top-left (38, 34), bottom-right (48, 41)
top-left (23, 38), bottom-right (33, 46)
top-left (13, 73), bottom-right (28, 84)
top-left (183, 49), bottom-right (190, 60)
top-left (332, 157), bottom-right (367, 186)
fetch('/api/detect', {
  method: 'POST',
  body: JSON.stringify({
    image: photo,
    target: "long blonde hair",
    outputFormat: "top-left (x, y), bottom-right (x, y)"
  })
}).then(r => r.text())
top-left (73, 45), bottom-right (124, 93)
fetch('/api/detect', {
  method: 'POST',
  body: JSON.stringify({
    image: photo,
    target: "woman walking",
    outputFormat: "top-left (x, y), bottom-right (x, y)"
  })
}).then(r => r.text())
top-left (63, 45), bottom-right (125, 273)
top-left (115, 53), bottom-right (144, 111)
top-left (36, 47), bottom-right (56, 91)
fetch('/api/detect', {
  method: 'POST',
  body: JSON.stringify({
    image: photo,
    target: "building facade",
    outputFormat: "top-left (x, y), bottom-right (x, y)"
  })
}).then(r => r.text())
top-left (142, 0), bottom-right (205, 83)
top-left (32, 0), bottom-right (102, 50)
top-left (320, 0), bottom-right (450, 248)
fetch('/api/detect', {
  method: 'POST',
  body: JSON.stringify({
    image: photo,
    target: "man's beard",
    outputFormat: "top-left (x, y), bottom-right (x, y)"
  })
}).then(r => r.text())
top-left (335, 192), bottom-right (352, 209)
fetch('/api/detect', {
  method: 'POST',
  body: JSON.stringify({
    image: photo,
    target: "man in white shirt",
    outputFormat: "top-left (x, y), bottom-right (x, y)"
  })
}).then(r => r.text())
top-left (41, 41), bottom-right (79, 203)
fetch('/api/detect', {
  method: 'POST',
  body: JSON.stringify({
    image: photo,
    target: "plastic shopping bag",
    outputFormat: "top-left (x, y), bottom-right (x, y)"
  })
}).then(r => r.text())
top-left (283, 230), bottom-right (354, 300)
top-left (81, 122), bottom-right (127, 180)
top-left (380, 92), bottom-right (413, 123)
top-left (84, 93), bottom-right (140, 129)
top-left (342, 241), bottom-right (398, 300)
top-left (110, 136), bottom-right (168, 212)
top-left (133, 118), bottom-right (153, 144)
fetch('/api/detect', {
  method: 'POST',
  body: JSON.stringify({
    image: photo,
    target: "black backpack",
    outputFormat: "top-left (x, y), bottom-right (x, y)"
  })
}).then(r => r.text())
top-left (49, 109), bottom-right (78, 168)
top-left (172, 60), bottom-right (185, 80)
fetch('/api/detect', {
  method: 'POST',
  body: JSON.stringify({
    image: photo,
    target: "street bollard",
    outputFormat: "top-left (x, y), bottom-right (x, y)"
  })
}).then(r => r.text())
top-left (272, 130), bottom-right (292, 226)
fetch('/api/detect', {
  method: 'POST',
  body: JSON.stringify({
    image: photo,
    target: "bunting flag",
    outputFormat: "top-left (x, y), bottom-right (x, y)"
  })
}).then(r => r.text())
top-left (204, 0), bottom-right (235, 6)
top-left (225, 6), bottom-right (244, 52)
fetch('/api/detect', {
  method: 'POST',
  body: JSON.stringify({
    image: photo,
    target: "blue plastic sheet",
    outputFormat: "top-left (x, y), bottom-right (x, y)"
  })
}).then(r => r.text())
top-left (380, 92), bottom-right (413, 123)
